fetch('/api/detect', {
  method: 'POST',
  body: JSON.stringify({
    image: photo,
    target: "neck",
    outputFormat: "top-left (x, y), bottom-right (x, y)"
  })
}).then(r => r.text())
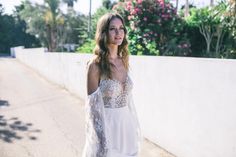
top-left (108, 44), bottom-right (118, 59)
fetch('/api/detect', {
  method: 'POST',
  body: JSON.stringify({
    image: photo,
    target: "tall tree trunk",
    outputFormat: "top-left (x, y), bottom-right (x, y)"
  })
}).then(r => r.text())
top-left (46, 24), bottom-right (57, 52)
top-left (210, 0), bottom-right (214, 7)
top-left (215, 26), bottom-right (225, 58)
top-left (88, 0), bottom-right (92, 38)
top-left (184, 0), bottom-right (189, 17)
top-left (51, 26), bottom-right (57, 52)
top-left (51, 13), bottom-right (57, 52)
top-left (45, 0), bottom-right (60, 52)
top-left (46, 24), bottom-right (52, 52)
top-left (199, 24), bottom-right (214, 56)
top-left (176, 0), bottom-right (179, 10)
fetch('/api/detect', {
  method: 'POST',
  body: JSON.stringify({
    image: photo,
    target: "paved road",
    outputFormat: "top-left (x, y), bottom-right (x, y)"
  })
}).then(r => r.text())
top-left (0, 57), bottom-right (175, 157)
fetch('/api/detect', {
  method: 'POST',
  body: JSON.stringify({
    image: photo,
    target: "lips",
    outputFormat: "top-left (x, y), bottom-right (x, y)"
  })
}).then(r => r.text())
top-left (115, 37), bottom-right (122, 40)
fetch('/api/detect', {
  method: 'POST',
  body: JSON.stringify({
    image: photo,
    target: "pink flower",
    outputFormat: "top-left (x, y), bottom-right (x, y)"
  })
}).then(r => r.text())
top-left (137, 0), bottom-right (142, 4)
top-left (126, 5), bottom-right (132, 10)
top-left (126, 1), bottom-right (132, 10)
top-left (134, 7), bottom-right (141, 13)
top-left (183, 44), bottom-right (188, 48)
top-left (131, 9), bottom-right (137, 15)
top-left (161, 14), bottom-right (168, 18)
top-left (143, 33), bottom-right (148, 37)
top-left (143, 17), bottom-right (147, 21)
top-left (157, 0), bottom-right (165, 8)
top-left (128, 15), bottom-right (133, 20)
top-left (127, 1), bottom-right (132, 6)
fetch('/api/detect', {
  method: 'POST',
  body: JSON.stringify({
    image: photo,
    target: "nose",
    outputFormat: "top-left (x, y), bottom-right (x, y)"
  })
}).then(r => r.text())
top-left (115, 29), bottom-right (120, 35)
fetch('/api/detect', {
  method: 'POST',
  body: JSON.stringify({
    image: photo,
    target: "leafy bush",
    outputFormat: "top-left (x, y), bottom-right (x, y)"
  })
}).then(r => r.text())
top-left (76, 39), bottom-right (95, 53)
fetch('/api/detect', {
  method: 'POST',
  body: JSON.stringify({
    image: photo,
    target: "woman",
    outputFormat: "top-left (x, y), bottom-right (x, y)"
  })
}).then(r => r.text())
top-left (82, 13), bottom-right (142, 157)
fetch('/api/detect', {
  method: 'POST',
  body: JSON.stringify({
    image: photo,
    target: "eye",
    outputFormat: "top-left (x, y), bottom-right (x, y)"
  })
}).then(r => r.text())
top-left (109, 28), bottom-right (115, 30)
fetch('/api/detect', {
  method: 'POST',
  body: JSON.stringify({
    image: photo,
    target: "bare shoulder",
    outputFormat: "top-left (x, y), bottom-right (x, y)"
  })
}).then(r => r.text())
top-left (87, 56), bottom-right (99, 74)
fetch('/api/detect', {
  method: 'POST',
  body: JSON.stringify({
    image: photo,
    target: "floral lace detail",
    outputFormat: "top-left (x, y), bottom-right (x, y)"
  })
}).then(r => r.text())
top-left (99, 75), bottom-right (133, 108)
top-left (83, 89), bottom-right (108, 157)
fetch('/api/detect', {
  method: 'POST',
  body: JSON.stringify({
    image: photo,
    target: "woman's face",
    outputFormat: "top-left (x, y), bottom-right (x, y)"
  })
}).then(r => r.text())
top-left (107, 17), bottom-right (125, 46)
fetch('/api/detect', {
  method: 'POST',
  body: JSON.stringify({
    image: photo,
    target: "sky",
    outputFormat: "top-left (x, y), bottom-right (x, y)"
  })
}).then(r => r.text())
top-left (0, 0), bottom-right (220, 15)
top-left (0, 0), bottom-right (103, 15)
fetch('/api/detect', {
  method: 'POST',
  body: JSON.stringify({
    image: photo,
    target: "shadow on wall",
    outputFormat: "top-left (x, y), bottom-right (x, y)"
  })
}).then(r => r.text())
top-left (0, 99), bottom-right (41, 143)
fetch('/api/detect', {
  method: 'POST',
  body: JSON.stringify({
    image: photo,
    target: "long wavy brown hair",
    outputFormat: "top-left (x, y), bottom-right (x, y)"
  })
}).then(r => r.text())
top-left (93, 13), bottom-right (129, 79)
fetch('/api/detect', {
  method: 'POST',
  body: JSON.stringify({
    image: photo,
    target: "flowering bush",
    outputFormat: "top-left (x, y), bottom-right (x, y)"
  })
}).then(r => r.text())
top-left (113, 0), bottom-right (190, 56)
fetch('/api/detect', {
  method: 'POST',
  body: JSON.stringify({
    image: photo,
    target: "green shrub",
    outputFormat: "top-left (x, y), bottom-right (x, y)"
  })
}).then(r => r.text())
top-left (76, 39), bottom-right (95, 54)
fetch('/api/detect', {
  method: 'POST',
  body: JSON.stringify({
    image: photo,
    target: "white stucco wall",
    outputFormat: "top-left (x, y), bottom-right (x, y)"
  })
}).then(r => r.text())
top-left (13, 47), bottom-right (89, 98)
top-left (13, 47), bottom-right (236, 157)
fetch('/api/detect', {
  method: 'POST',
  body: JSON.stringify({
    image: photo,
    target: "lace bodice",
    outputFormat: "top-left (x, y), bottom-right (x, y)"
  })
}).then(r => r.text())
top-left (99, 75), bottom-right (133, 108)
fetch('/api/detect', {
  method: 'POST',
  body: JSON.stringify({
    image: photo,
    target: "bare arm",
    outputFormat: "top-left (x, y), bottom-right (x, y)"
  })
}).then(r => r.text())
top-left (87, 60), bottom-right (100, 95)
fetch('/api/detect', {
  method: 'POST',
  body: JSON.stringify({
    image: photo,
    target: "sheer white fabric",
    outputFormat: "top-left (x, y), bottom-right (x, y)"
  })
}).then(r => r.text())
top-left (82, 75), bottom-right (142, 157)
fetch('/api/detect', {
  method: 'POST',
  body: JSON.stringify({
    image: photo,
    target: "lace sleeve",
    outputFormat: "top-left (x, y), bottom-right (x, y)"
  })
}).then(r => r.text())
top-left (82, 88), bottom-right (108, 157)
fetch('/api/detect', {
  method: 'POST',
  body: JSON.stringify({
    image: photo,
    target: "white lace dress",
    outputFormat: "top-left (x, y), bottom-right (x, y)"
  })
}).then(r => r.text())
top-left (82, 75), bottom-right (142, 157)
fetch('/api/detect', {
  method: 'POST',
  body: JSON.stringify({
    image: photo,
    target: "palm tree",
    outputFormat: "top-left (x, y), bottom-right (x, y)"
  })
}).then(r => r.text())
top-left (21, 0), bottom-right (64, 52)
top-left (44, 0), bottom-right (61, 51)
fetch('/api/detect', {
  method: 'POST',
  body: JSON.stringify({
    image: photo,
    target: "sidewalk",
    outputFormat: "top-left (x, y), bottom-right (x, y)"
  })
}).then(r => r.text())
top-left (0, 57), bottom-right (175, 157)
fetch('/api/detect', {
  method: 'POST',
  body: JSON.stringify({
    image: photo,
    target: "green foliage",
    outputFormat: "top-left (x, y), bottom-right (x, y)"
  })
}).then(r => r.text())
top-left (58, 10), bottom-right (88, 51)
top-left (45, 0), bottom-right (60, 17)
top-left (19, 0), bottom-right (88, 52)
top-left (222, 0), bottom-right (236, 58)
top-left (182, 22), bottom-right (206, 57)
top-left (185, 1), bottom-right (235, 58)
top-left (91, 7), bottom-right (111, 39)
top-left (185, 7), bottom-right (215, 56)
top-left (0, 3), bottom-right (40, 54)
top-left (76, 39), bottom-right (95, 53)
top-left (162, 35), bottom-right (192, 56)
top-left (224, 0), bottom-right (236, 39)
top-left (145, 41), bottom-right (159, 55)
top-left (19, 0), bottom-right (58, 51)
top-left (102, 0), bottom-right (113, 10)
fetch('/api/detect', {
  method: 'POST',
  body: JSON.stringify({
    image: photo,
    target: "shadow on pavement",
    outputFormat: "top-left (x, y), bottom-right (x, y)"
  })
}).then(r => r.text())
top-left (0, 99), bottom-right (41, 143)
top-left (0, 53), bottom-right (11, 57)
top-left (0, 100), bottom-right (10, 107)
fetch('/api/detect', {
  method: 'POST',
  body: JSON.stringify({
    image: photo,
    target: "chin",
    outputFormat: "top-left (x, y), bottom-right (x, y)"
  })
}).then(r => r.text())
top-left (115, 41), bottom-right (123, 45)
top-left (109, 40), bottom-right (123, 46)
